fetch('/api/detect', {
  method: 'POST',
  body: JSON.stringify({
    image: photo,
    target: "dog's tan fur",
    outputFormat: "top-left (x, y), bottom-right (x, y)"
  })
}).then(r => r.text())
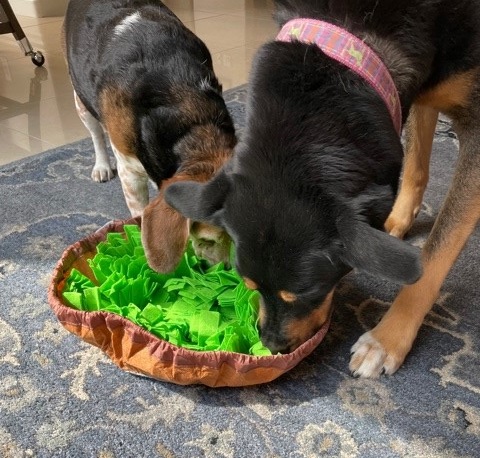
top-left (99, 87), bottom-right (137, 159)
top-left (284, 290), bottom-right (334, 351)
top-left (279, 290), bottom-right (298, 303)
top-left (351, 66), bottom-right (480, 376)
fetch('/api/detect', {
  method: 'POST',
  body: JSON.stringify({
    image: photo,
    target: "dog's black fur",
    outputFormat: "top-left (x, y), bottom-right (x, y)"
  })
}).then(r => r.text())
top-left (166, 1), bottom-right (480, 371)
top-left (65, 0), bottom-right (235, 184)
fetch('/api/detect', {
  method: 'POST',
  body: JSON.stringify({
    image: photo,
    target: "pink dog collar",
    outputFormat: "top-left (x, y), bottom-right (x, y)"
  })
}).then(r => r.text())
top-left (277, 18), bottom-right (402, 135)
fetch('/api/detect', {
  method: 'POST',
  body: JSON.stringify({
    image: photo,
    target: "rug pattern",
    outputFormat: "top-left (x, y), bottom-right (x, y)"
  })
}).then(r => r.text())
top-left (1, 86), bottom-right (480, 457)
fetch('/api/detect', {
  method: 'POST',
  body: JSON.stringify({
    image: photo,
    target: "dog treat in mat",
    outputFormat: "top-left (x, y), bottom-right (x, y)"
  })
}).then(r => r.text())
top-left (49, 219), bottom-right (330, 387)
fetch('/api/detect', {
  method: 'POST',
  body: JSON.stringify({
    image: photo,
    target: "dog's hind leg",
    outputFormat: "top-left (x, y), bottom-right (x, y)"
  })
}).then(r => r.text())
top-left (350, 108), bottom-right (480, 378)
top-left (74, 91), bottom-right (115, 182)
top-left (384, 104), bottom-right (439, 238)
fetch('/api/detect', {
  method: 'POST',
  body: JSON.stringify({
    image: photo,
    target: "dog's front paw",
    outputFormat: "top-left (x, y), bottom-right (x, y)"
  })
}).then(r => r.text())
top-left (384, 213), bottom-right (415, 239)
top-left (349, 332), bottom-right (404, 378)
top-left (384, 201), bottom-right (422, 239)
top-left (91, 164), bottom-right (116, 182)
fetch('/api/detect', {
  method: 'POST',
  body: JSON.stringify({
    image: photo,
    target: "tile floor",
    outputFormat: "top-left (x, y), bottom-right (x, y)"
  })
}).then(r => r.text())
top-left (0, 0), bottom-right (276, 166)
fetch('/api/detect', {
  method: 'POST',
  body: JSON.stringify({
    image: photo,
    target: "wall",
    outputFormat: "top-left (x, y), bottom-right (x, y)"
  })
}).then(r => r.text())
top-left (9, 0), bottom-right (68, 18)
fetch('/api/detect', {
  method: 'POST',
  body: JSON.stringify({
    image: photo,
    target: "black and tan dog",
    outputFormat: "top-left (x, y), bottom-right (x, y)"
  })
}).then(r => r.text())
top-left (63, 0), bottom-right (236, 272)
top-left (165, 0), bottom-right (480, 377)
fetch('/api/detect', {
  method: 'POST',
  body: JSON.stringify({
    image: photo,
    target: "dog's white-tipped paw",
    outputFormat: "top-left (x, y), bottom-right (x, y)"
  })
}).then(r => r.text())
top-left (91, 164), bottom-right (115, 182)
top-left (349, 332), bottom-right (401, 378)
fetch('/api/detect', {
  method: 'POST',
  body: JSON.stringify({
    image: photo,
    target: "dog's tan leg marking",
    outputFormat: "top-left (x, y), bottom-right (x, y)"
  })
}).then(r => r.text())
top-left (99, 86), bottom-right (137, 159)
top-left (350, 111), bottom-right (480, 377)
top-left (110, 143), bottom-right (149, 217)
top-left (385, 70), bottom-right (478, 239)
top-left (74, 91), bottom-right (114, 182)
top-left (385, 105), bottom-right (438, 238)
top-left (100, 87), bottom-right (149, 216)
top-left (414, 70), bottom-right (478, 112)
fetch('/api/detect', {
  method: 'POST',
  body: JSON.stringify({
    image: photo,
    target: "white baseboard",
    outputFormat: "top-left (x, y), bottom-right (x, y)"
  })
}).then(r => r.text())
top-left (9, 0), bottom-right (68, 18)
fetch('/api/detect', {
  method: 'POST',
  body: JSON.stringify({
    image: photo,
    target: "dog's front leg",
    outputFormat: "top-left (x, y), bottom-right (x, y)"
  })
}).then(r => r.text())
top-left (110, 143), bottom-right (149, 217)
top-left (74, 91), bottom-right (115, 182)
top-left (384, 104), bottom-right (439, 238)
top-left (350, 116), bottom-right (480, 377)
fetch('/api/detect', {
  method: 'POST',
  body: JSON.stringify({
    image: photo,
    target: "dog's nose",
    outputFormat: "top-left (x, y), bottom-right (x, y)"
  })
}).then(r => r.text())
top-left (260, 335), bottom-right (291, 355)
top-left (266, 343), bottom-right (290, 355)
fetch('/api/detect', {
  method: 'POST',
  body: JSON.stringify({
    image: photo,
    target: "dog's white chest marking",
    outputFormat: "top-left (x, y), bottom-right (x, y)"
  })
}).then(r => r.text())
top-left (114, 12), bottom-right (141, 37)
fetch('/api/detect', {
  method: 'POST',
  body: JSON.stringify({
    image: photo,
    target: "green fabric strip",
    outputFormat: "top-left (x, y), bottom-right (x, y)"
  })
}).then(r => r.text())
top-left (62, 225), bottom-right (271, 356)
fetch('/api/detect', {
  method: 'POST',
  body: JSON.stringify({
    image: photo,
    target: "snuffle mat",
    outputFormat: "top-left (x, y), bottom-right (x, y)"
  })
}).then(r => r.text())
top-left (48, 219), bottom-right (330, 387)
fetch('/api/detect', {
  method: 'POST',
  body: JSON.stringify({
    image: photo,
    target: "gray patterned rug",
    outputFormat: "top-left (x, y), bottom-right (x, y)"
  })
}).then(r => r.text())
top-left (1, 85), bottom-right (480, 457)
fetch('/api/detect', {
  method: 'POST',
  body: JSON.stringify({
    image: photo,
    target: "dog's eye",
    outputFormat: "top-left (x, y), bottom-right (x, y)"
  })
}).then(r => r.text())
top-left (278, 290), bottom-right (297, 303)
top-left (243, 277), bottom-right (258, 290)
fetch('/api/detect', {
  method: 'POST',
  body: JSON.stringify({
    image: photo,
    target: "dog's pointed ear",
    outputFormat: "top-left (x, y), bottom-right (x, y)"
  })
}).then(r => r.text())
top-left (337, 216), bottom-right (422, 284)
top-left (164, 168), bottom-right (231, 226)
top-left (141, 183), bottom-right (189, 274)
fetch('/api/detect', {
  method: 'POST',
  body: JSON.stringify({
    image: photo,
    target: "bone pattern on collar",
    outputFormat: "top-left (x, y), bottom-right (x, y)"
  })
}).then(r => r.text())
top-left (276, 18), bottom-right (402, 135)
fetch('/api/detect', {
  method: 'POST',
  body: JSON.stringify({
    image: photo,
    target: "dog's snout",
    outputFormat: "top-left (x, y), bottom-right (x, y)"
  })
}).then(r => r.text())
top-left (261, 338), bottom-right (291, 355)
top-left (190, 222), bottom-right (231, 266)
top-left (259, 328), bottom-right (291, 355)
top-left (258, 290), bottom-right (335, 355)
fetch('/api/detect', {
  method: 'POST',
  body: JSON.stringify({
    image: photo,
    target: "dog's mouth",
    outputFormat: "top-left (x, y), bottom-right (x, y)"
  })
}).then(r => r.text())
top-left (189, 222), bottom-right (231, 266)
top-left (286, 328), bottom-right (322, 352)
top-left (260, 327), bottom-right (323, 355)
top-left (260, 289), bottom-right (335, 354)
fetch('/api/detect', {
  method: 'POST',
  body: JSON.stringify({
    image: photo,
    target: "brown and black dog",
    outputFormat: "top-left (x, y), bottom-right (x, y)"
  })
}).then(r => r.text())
top-left (63, 0), bottom-right (236, 272)
top-left (165, 0), bottom-right (480, 377)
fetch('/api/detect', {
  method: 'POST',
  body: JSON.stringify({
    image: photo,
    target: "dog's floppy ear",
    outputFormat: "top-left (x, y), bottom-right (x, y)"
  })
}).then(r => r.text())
top-left (164, 168), bottom-right (231, 226)
top-left (337, 216), bottom-right (422, 284)
top-left (141, 178), bottom-right (190, 273)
